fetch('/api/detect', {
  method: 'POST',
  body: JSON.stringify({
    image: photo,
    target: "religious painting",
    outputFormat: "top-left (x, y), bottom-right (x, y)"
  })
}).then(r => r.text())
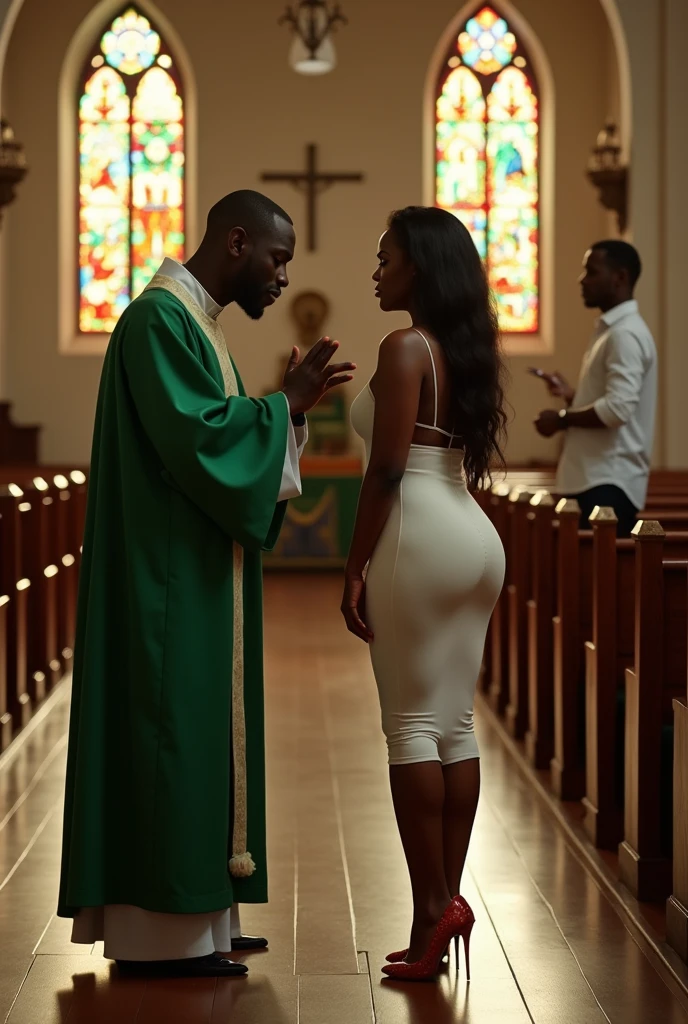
top-left (78, 7), bottom-right (185, 334)
top-left (268, 290), bottom-right (350, 454)
top-left (290, 291), bottom-right (348, 454)
top-left (435, 5), bottom-right (540, 334)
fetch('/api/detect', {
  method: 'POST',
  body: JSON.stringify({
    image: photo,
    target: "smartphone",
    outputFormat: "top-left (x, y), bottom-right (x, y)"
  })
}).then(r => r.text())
top-left (527, 367), bottom-right (547, 378)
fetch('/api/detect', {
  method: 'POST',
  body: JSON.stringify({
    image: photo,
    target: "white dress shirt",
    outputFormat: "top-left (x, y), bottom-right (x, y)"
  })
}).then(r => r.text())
top-left (157, 258), bottom-right (307, 501)
top-left (556, 299), bottom-right (657, 510)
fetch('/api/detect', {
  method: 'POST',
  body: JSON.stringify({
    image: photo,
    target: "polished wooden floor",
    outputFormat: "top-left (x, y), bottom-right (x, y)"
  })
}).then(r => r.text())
top-left (1, 574), bottom-right (688, 1023)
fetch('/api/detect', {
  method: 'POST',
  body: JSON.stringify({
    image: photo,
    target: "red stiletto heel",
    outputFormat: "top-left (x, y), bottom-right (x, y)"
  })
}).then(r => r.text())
top-left (385, 895), bottom-right (474, 971)
top-left (459, 919), bottom-right (473, 979)
top-left (382, 896), bottom-right (475, 982)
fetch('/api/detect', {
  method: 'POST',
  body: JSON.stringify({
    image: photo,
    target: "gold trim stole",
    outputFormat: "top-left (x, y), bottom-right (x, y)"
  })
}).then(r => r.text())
top-left (144, 275), bottom-right (255, 879)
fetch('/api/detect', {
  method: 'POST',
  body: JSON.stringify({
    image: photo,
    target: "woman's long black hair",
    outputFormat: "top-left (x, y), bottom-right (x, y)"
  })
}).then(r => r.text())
top-left (388, 206), bottom-right (508, 490)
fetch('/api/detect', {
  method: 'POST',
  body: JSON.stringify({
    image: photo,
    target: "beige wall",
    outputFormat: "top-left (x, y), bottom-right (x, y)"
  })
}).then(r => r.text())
top-left (661, 0), bottom-right (688, 468)
top-left (3, 0), bottom-right (618, 464)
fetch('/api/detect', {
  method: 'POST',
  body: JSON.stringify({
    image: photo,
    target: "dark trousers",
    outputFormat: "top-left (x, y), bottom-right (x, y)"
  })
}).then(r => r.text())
top-left (567, 484), bottom-right (639, 538)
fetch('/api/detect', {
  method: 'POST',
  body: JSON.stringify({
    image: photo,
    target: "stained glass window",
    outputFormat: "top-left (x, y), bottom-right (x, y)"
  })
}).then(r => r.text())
top-left (436, 5), bottom-right (539, 333)
top-left (78, 7), bottom-right (185, 333)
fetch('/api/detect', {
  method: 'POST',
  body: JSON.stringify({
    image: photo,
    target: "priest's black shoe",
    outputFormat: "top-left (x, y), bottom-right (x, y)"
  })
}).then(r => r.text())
top-left (231, 934), bottom-right (269, 950)
top-left (115, 953), bottom-right (248, 977)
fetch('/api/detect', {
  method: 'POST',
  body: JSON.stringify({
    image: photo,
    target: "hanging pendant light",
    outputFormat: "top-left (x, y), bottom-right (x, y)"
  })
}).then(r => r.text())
top-left (278, 0), bottom-right (347, 76)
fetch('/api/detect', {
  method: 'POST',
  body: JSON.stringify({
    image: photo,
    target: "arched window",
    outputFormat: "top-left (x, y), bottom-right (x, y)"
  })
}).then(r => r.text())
top-left (435, 5), bottom-right (539, 334)
top-left (78, 6), bottom-right (185, 334)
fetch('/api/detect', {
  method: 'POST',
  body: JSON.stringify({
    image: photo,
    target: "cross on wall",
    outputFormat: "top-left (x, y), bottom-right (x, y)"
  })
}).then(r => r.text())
top-left (261, 143), bottom-right (364, 252)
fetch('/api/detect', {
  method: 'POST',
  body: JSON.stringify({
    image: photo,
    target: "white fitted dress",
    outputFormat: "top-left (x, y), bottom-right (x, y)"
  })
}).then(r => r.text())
top-left (350, 332), bottom-right (505, 766)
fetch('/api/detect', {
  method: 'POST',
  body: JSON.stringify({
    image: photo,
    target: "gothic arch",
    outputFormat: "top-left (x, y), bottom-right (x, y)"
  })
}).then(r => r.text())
top-left (424, 0), bottom-right (555, 352)
top-left (596, 0), bottom-right (632, 159)
top-left (56, 0), bottom-right (197, 354)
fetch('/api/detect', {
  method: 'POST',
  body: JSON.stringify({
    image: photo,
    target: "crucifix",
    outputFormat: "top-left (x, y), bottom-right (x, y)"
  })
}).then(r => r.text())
top-left (261, 143), bottom-right (364, 252)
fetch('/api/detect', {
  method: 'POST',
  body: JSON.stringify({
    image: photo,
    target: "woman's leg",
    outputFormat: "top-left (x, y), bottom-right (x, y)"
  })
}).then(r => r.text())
top-left (389, 762), bottom-right (453, 962)
top-left (441, 758), bottom-right (480, 896)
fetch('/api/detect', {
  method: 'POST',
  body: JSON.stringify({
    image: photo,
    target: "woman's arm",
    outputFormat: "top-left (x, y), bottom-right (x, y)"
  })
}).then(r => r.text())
top-left (342, 330), bottom-right (423, 641)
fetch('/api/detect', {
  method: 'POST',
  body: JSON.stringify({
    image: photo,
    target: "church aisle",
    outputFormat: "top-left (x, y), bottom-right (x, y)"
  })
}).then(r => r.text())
top-left (0, 574), bottom-right (686, 1023)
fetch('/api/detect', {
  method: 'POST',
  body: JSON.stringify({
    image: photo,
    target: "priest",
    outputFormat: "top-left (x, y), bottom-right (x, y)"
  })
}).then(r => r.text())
top-left (57, 190), bottom-right (355, 977)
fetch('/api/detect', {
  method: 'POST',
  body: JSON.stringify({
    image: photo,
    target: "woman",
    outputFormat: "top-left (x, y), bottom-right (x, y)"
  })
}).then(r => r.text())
top-left (343, 206), bottom-right (507, 982)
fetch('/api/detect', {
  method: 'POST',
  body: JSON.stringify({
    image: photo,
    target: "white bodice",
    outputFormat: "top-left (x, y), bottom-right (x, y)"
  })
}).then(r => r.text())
top-left (350, 383), bottom-right (466, 485)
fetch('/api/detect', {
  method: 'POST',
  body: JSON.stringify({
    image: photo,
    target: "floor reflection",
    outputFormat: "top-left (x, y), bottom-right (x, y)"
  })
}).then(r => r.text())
top-left (380, 969), bottom-right (473, 1024)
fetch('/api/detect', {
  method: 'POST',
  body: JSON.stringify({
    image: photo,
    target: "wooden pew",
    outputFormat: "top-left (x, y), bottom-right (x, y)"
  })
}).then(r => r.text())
top-left (551, 505), bottom-right (688, 851)
top-left (22, 478), bottom-right (61, 701)
top-left (475, 484), bottom-right (493, 695)
top-left (668, 630), bottom-right (688, 962)
top-left (645, 495), bottom-right (688, 509)
top-left (53, 474), bottom-right (77, 666)
top-left (619, 522), bottom-right (688, 902)
top-left (581, 510), bottom-right (634, 849)
top-left (69, 470), bottom-right (88, 565)
top-left (483, 468), bottom-right (688, 768)
top-left (0, 489), bottom-right (19, 749)
top-left (487, 483), bottom-right (511, 715)
top-left (495, 466), bottom-right (688, 494)
top-left (0, 485), bottom-right (30, 735)
top-left (0, 469), bottom-right (87, 749)
top-left (506, 488), bottom-right (534, 739)
top-left (551, 500), bottom-right (591, 801)
top-left (642, 510), bottom-right (688, 531)
top-left (647, 470), bottom-right (688, 492)
top-left (525, 492), bottom-right (557, 769)
top-left (0, 521), bottom-right (8, 749)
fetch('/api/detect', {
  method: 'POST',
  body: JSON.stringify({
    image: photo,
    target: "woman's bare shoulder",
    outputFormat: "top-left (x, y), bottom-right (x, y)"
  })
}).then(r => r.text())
top-left (378, 328), bottom-right (427, 363)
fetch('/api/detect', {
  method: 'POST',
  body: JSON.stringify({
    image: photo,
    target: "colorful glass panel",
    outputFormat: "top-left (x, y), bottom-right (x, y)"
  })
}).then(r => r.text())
top-left (436, 66), bottom-right (487, 260)
top-left (78, 68), bottom-right (131, 333)
top-left (451, 208), bottom-right (487, 260)
top-left (131, 69), bottom-right (185, 297)
top-left (102, 8), bottom-right (160, 76)
top-left (458, 7), bottom-right (516, 76)
top-left (435, 6), bottom-right (539, 334)
top-left (488, 206), bottom-right (538, 332)
top-left (488, 65), bottom-right (538, 122)
top-left (78, 7), bottom-right (185, 333)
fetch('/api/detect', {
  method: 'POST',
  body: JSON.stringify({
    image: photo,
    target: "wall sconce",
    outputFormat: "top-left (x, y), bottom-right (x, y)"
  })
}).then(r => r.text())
top-left (278, 0), bottom-right (347, 76)
top-left (0, 120), bottom-right (28, 228)
top-left (587, 119), bottom-right (628, 233)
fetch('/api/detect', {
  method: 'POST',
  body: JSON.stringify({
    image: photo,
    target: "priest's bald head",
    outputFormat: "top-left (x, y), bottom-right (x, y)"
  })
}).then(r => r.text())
top-left (186, 189), bottom-right (295, 320)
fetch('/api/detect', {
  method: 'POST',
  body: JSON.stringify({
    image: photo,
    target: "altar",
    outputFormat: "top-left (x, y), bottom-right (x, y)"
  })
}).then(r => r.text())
top-left (262, 288), bottom-right (363, 569)
top-left (264, 454), bottom-right (362, 570)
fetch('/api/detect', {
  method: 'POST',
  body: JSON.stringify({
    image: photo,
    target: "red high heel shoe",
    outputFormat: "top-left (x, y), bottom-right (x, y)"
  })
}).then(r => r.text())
top-left (382, 896), bottom-right (474, 982)
top-left (385, 896), bottom-right (474, 966)
top-left (385, 945), bottom-right (450, 965)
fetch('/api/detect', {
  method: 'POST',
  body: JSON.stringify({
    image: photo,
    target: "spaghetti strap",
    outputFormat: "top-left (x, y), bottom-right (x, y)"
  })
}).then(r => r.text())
top-left (413, 328), bottom-right (438, 427)
top-left (412, 327), bottom-right (460, 447)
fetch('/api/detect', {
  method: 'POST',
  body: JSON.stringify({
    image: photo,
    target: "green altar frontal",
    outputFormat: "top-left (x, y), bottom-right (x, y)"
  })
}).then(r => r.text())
top-left (264, 455), bottom-right (362, 570)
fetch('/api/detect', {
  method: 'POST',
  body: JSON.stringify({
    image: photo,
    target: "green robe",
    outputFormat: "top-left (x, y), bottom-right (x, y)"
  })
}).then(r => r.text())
top-left (58, 277), bottom-right (289, 917)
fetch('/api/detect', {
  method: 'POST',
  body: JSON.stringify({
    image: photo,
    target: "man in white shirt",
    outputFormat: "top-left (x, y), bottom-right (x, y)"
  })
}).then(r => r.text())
top-left (534, 241), bottom-right (657, 537)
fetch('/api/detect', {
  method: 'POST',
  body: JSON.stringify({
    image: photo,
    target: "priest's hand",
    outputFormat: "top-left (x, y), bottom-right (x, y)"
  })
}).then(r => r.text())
top-left (341, 571), bottom-right (373, 644)
top-left (282, 338), bottom-right (356, 415)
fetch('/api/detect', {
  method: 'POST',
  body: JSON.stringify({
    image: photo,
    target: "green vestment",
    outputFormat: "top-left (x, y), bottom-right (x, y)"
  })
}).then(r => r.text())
top-left (58, 277), bottom-right (289, 917)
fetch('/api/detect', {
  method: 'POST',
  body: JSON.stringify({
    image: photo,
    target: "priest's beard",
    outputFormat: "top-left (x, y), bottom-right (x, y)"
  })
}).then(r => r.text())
top-left (234, 262), bottom-right (269, 321)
